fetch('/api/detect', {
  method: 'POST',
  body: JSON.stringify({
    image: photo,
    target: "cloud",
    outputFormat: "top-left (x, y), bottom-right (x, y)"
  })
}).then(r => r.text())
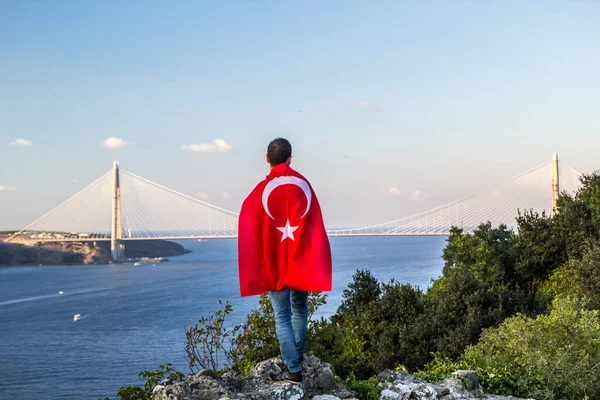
top-left (0, 185), bottom-right (17, 192)
top-left (357, 101), bottom-right (379, 111)
top-left (102, 137), bottom-right (131, 149)
top-left (220, 192), bottom-right (231, 200)
top-left (388, 187), bottom-right (401, 196)
top-left (197, 192), bottom-right (209, 199)
top-left (182, 139), bottom-right (232, 153)
top-left (407, 189), bottom-right (440, 201)
top-left (409, 190), bottom-right (427, 201)
top-left (9, 138), bottom-right (34, 146)
top-left (72, 179), bottom-right (79, 183)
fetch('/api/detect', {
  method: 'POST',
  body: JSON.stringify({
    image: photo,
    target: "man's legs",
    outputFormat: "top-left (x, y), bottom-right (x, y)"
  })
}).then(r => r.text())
top-left (290, 290), bottom-right (308, 360)
top-left (269, 289), bottom-right (302, 373)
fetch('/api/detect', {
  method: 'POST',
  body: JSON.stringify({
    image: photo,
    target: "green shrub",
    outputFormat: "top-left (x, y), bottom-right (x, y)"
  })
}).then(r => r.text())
top-left (541, 244), bottom-right (600, 310)
top-left (101, 363), bottom-right (184, 400)
top-left (185, 300), bottom-right (242, 372)
top-left (338, 373), bottom-right (381, 400)
top-left (464, 296), bottom-right (600, 399)
top-left (311, 270), bottom-right (427, 378)
top-left (227, 293), bottom-right (279, 374)
top-left (416, 353), bottom-right (516, 395)
top-left (185, 292), bottom-right (327, 375)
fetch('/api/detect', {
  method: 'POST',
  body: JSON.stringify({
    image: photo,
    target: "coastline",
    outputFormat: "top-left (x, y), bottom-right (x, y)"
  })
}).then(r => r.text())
top-left (0, 239), bottom-right (191, 266)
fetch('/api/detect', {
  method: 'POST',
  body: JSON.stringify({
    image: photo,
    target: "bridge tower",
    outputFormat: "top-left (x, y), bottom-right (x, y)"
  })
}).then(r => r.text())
top-left (111, 161), bottom-right (124, 260)
top-left (552, 152), bottom-right (560, 216)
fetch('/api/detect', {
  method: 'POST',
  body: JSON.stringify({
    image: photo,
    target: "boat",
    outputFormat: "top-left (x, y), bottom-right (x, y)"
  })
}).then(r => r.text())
top-left (134, 262), bottom-right (141, 266)
top-left (73, 314), bottom-right (81, 322)
top-left (58, 291), bottom-right (64, 295)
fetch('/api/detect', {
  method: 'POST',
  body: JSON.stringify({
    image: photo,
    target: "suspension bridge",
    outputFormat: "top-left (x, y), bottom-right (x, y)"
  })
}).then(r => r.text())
top-left (5, 153), bottom-right (582, 260)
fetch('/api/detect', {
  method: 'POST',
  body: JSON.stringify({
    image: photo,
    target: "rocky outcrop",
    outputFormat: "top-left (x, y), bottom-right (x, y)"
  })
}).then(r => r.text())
top-left (0, 241), bottom-right (89, 265)
top-left (377, 369), bottom-right (533, 400)
top-left (151, 355), bottom-right (357, 400)
top-left (0, 239), bottom-right (189, 265)
top-left (150, 356), bottom-right (532, 400)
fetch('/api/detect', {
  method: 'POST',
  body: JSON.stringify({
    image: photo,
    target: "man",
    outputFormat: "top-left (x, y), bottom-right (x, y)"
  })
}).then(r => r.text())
top-left (238, 137), bottom-right (332, 384)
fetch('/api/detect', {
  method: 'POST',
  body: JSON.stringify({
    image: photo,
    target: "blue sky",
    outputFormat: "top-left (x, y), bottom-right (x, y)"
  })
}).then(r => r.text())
top-left (1, 1), bottom-right (599, 229)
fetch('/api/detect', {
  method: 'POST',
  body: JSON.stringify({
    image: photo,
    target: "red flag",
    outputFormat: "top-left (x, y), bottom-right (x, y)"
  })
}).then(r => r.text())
top-left (238, 163), bottom-right (332, 297)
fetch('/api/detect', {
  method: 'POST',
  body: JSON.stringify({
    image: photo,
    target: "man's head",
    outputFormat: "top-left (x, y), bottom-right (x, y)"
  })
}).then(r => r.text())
top-left (266, 137), bottom-right (292, 167)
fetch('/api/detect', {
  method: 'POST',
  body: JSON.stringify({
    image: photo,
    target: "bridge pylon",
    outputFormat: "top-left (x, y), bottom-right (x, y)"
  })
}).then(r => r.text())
top-left (552, 152), bottom-right (560, 216)
top-left (111, 161), bottom-right (124, 260)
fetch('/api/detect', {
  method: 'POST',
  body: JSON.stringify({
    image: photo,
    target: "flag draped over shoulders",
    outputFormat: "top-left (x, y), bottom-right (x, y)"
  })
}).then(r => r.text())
top-left (238, 163), bottom-right (332, 297)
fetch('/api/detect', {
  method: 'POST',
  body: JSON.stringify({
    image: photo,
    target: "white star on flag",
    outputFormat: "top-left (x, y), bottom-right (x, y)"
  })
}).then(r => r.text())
top-left (277, 219), bottom-right (299, 242)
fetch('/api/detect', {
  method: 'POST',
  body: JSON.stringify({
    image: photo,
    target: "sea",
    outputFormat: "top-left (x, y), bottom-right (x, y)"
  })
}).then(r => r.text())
top-left (0, 236), bottom-right (447, 400)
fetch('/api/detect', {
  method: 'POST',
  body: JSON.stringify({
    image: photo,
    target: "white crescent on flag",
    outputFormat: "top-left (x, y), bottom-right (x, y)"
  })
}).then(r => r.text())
top-left (261, 176), bottom-right (312, 220)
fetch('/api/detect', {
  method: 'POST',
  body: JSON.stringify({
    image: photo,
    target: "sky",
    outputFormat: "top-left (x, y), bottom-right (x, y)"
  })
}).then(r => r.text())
top-left (1, 0), bottom-right (599, 230)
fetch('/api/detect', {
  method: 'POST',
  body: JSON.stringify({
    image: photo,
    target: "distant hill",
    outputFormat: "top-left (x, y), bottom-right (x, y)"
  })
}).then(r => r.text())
top-left (0, 240), bottom-right (189, 266)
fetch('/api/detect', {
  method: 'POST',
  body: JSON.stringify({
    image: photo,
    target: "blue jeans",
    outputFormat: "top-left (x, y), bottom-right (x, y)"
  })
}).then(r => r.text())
top-left (269, 289), bottom-right (308, 373)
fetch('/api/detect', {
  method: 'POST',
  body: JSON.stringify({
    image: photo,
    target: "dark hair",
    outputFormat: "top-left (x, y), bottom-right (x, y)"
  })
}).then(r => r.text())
top-left (267, 137), bottom-right (292, 166)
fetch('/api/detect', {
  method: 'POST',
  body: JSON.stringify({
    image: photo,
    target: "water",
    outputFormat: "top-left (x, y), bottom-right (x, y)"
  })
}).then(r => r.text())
top-left (0, 236), bottom-right (446, 400)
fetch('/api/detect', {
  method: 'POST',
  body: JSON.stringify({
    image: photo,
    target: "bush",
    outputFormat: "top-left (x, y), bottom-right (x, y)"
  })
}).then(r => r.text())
top-left (311, 270), bottom-right (427, 378)
top-left (339, 373), bottom-right (381, 400)
top-left (541, 244), bottom-right (600, 311)
top-left (101, 364), bottom-right (185, 400)
top-left (463, 296), bottom-right (600, 399)
top-left (185, 292), bottom-right (327, 375)
top-left (416, 353), bottom-right (516, 395)
top-left (184, 300), bottom-right (242, 372)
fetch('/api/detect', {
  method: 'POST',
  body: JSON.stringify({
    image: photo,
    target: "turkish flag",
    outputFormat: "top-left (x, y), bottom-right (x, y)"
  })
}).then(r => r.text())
top-left (238, 163), bottom-right (332, 297)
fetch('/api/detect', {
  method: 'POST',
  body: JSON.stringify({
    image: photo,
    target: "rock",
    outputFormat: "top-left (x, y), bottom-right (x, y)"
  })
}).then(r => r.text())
top-left (151, 355), bottom-right (355, 400)
top-left (451, 370), bottom-right (480, 391)
top-left (380, 389), bottom-right (402, 399)
top-left (379, 369), bottom-right (532, 400)
top-left (439, 374), bottom-right (485, 399)
top-left (197, 369), bottom-right (220, 380)
top-left (305, 358), bottom-right (336, 392)
top-left (270, 384), bottom-right (304, 400)
top-left (432, 384), bottom-right (450, 397)
top-left (377, 370), bottom-right (397, 382)
top-left (150, 358), bottom-right (532, 400)
top-left (152, 384), bottom-right (166, 394)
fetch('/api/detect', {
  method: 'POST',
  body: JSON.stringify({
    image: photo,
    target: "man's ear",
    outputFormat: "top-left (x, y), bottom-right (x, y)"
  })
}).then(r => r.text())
top-left (286, 155), bottom-right (292, 166)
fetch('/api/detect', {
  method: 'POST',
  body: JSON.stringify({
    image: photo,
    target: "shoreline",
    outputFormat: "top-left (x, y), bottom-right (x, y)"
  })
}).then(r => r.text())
top-left (0, 240), bottom-right (191, 266)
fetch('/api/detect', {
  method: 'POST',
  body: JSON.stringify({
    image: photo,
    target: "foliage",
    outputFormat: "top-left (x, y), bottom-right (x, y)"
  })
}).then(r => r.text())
top-left (185, 292), bottom-right (327, 375)
top-left (311, 270), bottom-right (427, 378)
top-left (554, 172), bottom-right (600, 258)
top-left (425, 223), bottom-right (535, 358)
top-left (338, 372), bottom-right (381, 400)
top-left (416, 353), bottom-right (516, 395)
top-left (463, 296), bottom-right (600, 399)
top-left (541, 243), bottom-right (600, 310)
top-left (185, 300), bottom-right (242, 372)
top-left (336, 269), bottom-right (381, 316)
top-left (226, 293), bottom-right (279, 374)
top-left (102, 364), bottom-right (184, 400)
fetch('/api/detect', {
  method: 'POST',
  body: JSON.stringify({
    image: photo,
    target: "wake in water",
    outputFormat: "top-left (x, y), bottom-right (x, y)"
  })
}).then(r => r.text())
top-left (0, 287), bottom-right (113, 307)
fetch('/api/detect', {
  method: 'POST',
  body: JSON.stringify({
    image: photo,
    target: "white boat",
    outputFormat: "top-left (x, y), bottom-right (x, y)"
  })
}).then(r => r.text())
top-left (58, 291), bottom-right (64, 295)
top-left (73, 314), bottom-right (81, 321)
top-left (134, 262), bottom-right (141, 266)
